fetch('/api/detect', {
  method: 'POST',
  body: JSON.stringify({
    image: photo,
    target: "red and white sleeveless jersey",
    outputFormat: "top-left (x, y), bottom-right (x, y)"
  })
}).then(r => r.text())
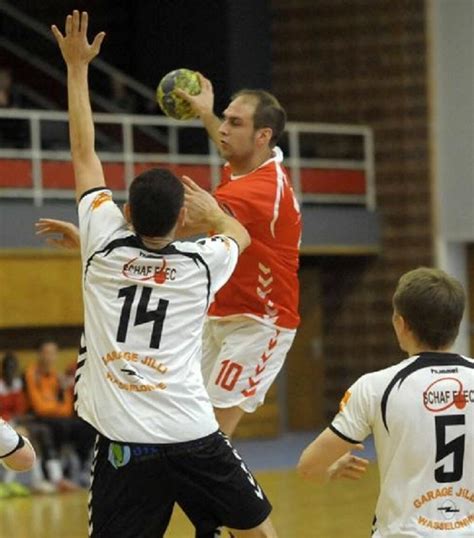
top-left (209, 147), bottom-right (301, 330)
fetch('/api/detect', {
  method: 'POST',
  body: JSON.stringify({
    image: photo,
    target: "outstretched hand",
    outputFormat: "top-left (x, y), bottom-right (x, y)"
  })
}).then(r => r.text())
top-left (51, 10), bottom-right (105, 67)
top-left (327, 444), bottom-right (369, 481)
top-left (175, 73), bottom-right (215, 118)
top-left (35, 218), bottom-right (81, 250)
top-left (181, 175), bottom-right (221, 229)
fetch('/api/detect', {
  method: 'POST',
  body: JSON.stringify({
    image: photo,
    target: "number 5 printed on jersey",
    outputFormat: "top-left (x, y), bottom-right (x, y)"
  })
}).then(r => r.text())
top-left (434, 414), bottom-right (466, 483)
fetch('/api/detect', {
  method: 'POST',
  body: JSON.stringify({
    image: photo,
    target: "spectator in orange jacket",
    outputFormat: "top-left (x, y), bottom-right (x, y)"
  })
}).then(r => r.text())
top-left (25, 341), bottom-right (73, 418)
top-left (24, 340), bottom-right (94, 488)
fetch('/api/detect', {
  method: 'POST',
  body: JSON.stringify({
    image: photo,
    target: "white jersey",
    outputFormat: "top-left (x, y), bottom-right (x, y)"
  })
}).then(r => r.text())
top-left (331, 352), bottom-right (474, 537)
top-left (0, 417), bottom-right (21, 458)
top-left (75, 188), bottom-right (239, 444)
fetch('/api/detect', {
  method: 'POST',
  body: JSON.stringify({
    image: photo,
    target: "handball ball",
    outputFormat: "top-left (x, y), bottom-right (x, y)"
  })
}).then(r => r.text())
top-left (156, 68), bottom-right (201, 120)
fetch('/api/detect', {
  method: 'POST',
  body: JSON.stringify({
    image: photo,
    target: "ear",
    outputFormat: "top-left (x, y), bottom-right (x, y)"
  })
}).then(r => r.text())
top-left (176, 206), bottom-right (187, 229)
top-left (256, 127), bottom-right (273, 147)
top-left (392, 310), bottom-right (405, 332)
top-left (123, 203), bottom-right (131, 224)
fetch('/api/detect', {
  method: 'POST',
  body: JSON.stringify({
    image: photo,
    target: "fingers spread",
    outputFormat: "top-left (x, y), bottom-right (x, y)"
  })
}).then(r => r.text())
top-left (175, 88), bottom-right (190, 99)
top-left (72, 10), bottom-right (80, 34)
top-left (198, 73), bottom-right (211, 88)
top-left (181, 175), bottom-right (199, 190)
top-left (65, 14), bottom-right (73, 36)
top-left (51, 25), bottom-right (64, 43)
top-left (340, 470), bottom-right (364, 480)
top-left (36, 218), bottom-right (59, 225)
top-left (351, 456), bottom-right (370, 465)
top-left (45, 238), bottom-right (67, 248)
top-left (92, 32), bottom-right (106, 53)
top-left (81, 11), bottom-right (88, 35)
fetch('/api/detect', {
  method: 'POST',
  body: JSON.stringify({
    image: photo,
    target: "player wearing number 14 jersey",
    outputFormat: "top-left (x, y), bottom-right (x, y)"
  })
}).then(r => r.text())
top-left (298, 268), bottom-right (474, 537)
top-left (49, 11), bottom-right (278, 538)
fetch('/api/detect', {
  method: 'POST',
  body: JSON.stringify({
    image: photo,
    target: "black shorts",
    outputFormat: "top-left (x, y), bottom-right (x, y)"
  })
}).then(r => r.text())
top-left (89, 430), bottom-right (272, 537)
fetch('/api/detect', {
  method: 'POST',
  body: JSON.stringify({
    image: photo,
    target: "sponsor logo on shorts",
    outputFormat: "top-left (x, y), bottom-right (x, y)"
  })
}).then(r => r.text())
top-left (108, 443), bottom-right (131, 469)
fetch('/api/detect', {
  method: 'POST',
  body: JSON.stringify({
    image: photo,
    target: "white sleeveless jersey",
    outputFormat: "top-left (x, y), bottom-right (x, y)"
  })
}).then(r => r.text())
top-left (75, 188), bottom-right (239, 443)
top-left (0, 418), bottom-right (21, 458)
top-left (331, 352), bottom-right (474, 537)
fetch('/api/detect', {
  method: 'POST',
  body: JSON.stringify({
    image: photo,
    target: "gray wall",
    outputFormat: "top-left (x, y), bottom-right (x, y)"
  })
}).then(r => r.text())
top-left (432, 0), bottom-right (474, 241)
top-left (0, 199), bottom-right (379, 250)
top-left (430, 0), bottom-right (474, 354)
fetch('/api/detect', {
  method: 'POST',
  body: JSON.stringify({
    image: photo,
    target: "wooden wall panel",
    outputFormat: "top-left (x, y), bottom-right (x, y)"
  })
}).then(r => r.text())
top-left (287, 261), bottom-right (324, 429)
top-left (0, 250), bottom-right (83, 328)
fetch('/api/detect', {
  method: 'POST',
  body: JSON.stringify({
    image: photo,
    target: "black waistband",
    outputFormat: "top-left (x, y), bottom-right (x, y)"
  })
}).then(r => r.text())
top-left (99, 429), bottom-right (222, 455)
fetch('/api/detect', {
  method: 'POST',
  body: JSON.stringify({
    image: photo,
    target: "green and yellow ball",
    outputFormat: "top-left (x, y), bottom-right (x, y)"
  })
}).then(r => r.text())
top-left (156, 68), bottom-right (201, 120)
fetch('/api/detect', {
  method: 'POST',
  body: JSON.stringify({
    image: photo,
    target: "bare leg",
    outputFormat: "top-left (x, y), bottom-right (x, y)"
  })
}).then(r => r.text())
top-left (214, 406), bottom-right (245, 437)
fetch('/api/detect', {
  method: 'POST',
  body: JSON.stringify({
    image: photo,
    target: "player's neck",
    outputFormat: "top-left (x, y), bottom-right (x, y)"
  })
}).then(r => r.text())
top-left (139, 235), bottom-right (173, 251)
top-left (406, 343), bottom-right (453, 357)
top-left (229, 149), bottom-right (273, 177)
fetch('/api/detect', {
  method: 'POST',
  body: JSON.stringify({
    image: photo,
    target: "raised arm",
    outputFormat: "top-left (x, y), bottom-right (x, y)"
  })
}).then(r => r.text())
top-left (51, 11), bottom-right (106, 202)
top-left (176, 73), bottom-right (222, 148)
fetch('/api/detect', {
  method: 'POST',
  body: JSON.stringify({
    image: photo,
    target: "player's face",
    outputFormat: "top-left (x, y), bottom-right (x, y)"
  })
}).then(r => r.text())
top-left (218, 97), bottom-right (259, 162)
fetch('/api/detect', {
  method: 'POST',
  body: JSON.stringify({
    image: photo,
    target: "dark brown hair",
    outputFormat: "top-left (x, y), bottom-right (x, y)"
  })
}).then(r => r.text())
top-left (232, 89), bottom-right (286, 147)
top-left (393, 267), bottom-right (465, 349)
top-left (129, 168), bottom-right (184, 237)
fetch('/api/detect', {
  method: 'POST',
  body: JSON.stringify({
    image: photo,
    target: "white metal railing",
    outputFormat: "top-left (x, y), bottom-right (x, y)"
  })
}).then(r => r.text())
top-left (0, 108), bottom-right (376, 209)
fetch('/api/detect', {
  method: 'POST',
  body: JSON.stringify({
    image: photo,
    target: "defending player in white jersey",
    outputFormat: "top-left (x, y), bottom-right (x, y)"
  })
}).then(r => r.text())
top-left (0, 418), bottom-right (35, 472)
top-left (49, 11), bottom-right (278, 538)
top-left (298, 267), bottom-right (474, 537)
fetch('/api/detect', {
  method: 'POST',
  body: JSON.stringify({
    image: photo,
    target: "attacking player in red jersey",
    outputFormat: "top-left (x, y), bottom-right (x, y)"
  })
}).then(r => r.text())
top-left (174, 81), bottom-right (302, 436)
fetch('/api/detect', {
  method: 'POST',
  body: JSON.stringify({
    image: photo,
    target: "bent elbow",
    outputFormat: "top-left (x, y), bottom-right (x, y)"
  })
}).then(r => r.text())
top-left (241, 230), bottom-right (251, 252)
top-left (297, 458), bottom-right (326, 483)
top-left (3, 444), bottom-right (36, 472)
top-left (297, 458), bottom-right (313, 480)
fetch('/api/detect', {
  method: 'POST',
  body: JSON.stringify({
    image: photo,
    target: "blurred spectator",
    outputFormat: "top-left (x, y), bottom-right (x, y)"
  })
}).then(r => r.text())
top-left (24, 340), bottom-right (95, 489)
top-left (0, 67), bottom-right (29, 148)
top-left (0, 352), bottom-right (27, 421)
top-left (0, 352), bottom-right (55, 495)
top-left (0, 68), bottom-right (23, 108)
top-left (25, 340), bottom-right (73, 419)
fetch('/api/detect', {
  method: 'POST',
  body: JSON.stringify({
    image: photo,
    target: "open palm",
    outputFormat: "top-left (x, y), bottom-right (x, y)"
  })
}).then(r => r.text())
top-left (51, 10), bottom-right (105, 67)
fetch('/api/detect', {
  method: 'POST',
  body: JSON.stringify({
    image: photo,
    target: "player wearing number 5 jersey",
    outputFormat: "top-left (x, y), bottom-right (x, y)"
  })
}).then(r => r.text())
top-left (298, 268), bottom-right (474, 537)
top-left (49, 11), bottom-right (278, 538)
